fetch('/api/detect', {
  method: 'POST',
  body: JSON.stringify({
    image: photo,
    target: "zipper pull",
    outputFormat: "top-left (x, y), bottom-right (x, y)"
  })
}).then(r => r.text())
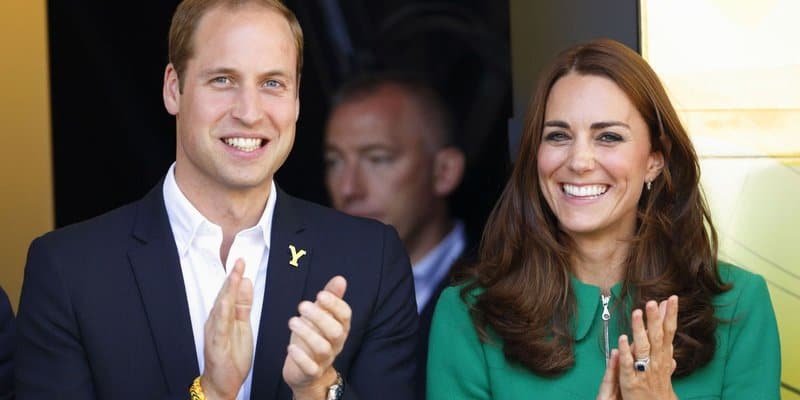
top-left (601, 294), bottom-right (611, 321)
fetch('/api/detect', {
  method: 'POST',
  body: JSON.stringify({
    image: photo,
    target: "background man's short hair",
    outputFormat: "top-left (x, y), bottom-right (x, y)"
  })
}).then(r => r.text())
top-left (331, 71), bottom-right (456, 148)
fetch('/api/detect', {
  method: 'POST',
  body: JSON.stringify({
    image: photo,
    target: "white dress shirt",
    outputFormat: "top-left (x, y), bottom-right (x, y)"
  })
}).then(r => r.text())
top-left (163, 164), bottom-right (276, 400)
top-left (412, 220), bottom-right (465, 312)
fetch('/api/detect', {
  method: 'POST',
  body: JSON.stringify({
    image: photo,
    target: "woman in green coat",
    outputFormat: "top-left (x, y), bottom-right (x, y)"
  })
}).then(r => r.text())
top-left (427, 38), bottom-right (780, 399)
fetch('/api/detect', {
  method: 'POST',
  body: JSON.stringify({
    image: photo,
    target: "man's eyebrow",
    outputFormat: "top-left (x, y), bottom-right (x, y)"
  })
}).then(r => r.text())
top-left (324, 143), bottom-right (391, 152)
top-left (198, 68), bottom-right (295, 81)
top-left (199, 67), bottom-right (237, 77)
top-left (358, 144), bottom-right (393, 153)
top-left (260, 69), bottom-right (293, 79)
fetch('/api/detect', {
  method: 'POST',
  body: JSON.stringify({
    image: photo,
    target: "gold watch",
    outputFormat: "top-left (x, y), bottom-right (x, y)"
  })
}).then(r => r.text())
top-left (189, 376), bottom-right (206, 400)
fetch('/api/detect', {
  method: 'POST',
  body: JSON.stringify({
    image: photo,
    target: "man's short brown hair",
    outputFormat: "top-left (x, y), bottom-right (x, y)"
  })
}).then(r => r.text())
top-left (168, 0), bottom-right (304, 91)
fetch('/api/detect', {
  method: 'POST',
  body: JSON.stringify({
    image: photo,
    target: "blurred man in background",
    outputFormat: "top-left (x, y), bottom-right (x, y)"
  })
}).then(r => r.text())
top-left (324, 75), bottom-right (466, 400)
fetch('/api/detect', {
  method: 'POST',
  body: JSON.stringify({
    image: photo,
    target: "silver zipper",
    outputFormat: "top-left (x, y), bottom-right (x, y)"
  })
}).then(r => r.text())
top-left (601, 294), bottom-right (611, 365)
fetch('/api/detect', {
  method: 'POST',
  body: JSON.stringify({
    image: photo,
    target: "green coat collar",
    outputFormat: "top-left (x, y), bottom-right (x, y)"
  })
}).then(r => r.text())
top-left (570, 277), bottom-right (624, 340)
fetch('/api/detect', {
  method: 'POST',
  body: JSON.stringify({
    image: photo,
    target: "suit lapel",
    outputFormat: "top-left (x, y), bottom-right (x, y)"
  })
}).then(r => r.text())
top-left (250, 188), bottom-right (310, 399)
top-left (128, 183), bottom-right (199, 394)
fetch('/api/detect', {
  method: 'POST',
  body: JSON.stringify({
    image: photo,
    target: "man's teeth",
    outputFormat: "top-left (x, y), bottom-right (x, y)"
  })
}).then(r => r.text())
top-left (224, 137), bottom-right (263, 152)
top-left (562, 184), bottom-right (608, 197)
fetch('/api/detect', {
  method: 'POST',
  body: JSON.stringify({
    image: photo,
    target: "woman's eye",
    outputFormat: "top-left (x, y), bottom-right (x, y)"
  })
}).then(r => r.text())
top-left (598, 132), bottom-right (623, 142)
top-left (544, 131), bottom-right (570, 142)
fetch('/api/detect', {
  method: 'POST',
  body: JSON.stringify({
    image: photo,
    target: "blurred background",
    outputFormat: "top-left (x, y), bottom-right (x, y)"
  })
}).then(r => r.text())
top-left (1, 0), bottom-right (796, 397)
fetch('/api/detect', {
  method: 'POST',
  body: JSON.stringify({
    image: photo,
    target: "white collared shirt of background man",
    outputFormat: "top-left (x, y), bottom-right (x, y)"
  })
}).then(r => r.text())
top-left (412, 220), bottom-right (465, 312)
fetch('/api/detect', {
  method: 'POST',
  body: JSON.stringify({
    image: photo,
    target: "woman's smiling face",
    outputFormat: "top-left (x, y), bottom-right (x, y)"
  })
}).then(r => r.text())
top-left (537, 72), bottom-right (664, 242)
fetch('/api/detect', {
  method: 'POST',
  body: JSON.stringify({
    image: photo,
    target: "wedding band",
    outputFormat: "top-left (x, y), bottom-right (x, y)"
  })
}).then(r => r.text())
top-left (634, 356), bottom-right (650, 372)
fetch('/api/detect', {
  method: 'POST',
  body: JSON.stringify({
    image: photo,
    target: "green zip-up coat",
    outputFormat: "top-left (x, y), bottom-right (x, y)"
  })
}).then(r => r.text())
top-left (427, 263), bottom-right (780, 399)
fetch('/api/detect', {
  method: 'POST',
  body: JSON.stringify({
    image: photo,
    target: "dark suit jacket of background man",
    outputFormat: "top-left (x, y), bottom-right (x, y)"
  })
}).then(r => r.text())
top-left (415, 246), bottom-right (473, 400)
top-left (416, 276), bottom-right (448, 400)
top-left (15, 181), bottom-right (418, 400)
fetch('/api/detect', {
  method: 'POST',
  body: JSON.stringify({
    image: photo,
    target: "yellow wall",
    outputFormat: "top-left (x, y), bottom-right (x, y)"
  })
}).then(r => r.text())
top-left (0, 0), bottom-right (54, 310)
top-left (642, 0), bottom-right (800, 397)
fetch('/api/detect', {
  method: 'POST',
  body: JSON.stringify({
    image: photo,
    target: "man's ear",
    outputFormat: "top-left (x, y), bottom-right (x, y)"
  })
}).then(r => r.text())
top-left (646, 150), bottom-right (665, 183)
top-left (163, 63), bottom-right (181, 116)
top-left (433, 147), bottom-right (466, 197)
top-left (295, 74), bottom-right (302, 121)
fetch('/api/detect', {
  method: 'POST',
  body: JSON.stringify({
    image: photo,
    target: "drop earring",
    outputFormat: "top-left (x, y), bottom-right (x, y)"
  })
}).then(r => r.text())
top-left (646, 181), bottom-right (652, 191)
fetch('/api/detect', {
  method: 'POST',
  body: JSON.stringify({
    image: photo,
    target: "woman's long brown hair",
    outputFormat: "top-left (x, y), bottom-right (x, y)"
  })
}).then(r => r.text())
top-left (457, 38), bottom-right (729, 377)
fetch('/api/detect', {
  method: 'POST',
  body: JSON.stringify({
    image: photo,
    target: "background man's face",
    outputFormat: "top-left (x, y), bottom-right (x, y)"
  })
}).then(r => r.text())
top-left (164, 4), bottom-right (300, 194)
top-left (324, 86), bottom-right (439, 245)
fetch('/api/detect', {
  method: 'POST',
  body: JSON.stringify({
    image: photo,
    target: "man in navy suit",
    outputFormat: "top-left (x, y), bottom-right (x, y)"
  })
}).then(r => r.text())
top-left (15, 1), bottom-right (417, 399)
top-left (324, 75), bottom-right (467, 400)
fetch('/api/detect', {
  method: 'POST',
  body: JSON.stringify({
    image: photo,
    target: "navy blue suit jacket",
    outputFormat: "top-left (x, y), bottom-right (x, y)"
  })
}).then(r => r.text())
top-left (414, 247), bottom-right (472, 400)
top-left (16, 183), bottom-right (418, 399)
top-left (0, 286), bottom-right (13, 399)
top-left (415, 277), bottom-right (449, 400)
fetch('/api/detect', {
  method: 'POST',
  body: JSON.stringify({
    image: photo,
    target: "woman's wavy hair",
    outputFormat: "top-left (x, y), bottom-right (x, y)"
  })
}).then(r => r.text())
top-left (458, 38), bottom-right (728, 377)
